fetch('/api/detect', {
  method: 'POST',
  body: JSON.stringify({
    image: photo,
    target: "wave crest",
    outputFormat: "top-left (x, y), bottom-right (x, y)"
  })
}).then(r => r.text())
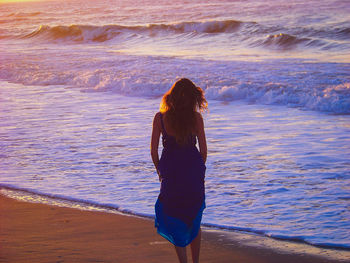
top-left (261, 33), bottom-right (312, 49)
top-left (12, 20), bottom-right (350, 53)
top-left (23, 24), bottom-right (122, 42)
top-left (169, 20), bottom-right (241, 33)
top-left (21, 20), bottom-right (242, 43)
top-left (205, 82), bottom-right (350, 114)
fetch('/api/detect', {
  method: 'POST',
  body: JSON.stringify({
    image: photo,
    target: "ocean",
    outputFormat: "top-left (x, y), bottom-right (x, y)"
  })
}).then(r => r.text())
top-left (0, 0), bottom-right (350, 252)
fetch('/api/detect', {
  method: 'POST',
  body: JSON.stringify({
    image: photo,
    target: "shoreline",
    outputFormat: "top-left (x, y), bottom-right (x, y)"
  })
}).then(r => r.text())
top-left (2, 184), bottom-right (350, 252)
top-left (1, 191), bottom-right (349, 262)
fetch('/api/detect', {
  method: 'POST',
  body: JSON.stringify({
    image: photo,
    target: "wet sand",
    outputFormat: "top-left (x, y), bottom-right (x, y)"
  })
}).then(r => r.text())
top-left (0, 194), bottom-right (347, 263)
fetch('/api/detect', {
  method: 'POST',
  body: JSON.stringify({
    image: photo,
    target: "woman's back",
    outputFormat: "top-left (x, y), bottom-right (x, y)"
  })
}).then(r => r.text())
top-left (151, 78), bottom-right (208, 261)
top-left (159, 112), bottom-right (198, 149)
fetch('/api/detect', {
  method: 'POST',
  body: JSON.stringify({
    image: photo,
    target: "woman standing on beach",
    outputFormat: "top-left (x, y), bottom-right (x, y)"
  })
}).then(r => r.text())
top-left (151, 78), bottom-right (207, 263)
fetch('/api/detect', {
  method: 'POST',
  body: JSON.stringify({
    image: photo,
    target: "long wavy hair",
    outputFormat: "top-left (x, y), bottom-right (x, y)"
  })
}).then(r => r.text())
top-left (160, 78), bottom-right (208, 145)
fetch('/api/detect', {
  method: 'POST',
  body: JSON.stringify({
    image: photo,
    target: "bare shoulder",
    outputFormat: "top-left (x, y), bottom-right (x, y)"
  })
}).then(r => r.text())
top-left (195, 111), bottom-right (202, 118)
top-left (195, 111), bottom-right (204, 123)
top-left (194, 112), bottom-right (204, 134)
top-left (153, 112), bottom-right (162, 126)
top-left (154, 111), bottom-right (162, 119)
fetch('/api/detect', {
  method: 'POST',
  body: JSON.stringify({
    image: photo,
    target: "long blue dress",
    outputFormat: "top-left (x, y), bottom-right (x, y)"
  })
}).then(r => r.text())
top-left (155, 112), bottom-right (206, 247)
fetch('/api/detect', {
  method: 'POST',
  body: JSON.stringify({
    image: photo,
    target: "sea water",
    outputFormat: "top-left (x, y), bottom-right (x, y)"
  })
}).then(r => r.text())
top-left (0, 0), bottom-right (349, 250)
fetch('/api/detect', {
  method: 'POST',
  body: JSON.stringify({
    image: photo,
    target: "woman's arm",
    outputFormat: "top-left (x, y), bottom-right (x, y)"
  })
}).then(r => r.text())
top-left (151, 112), bottom-right (161, 179)
top-left (196, 112), bottom-right (207, 163)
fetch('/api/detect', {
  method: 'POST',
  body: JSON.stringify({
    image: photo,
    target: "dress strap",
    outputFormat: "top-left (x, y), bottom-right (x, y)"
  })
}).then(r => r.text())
top-left (159, 113), bottom-right (167, 136)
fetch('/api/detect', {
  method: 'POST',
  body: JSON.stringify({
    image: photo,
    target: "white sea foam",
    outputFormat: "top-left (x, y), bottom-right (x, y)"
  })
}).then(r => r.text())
top-left (1, 50), bottom-right (349, 114)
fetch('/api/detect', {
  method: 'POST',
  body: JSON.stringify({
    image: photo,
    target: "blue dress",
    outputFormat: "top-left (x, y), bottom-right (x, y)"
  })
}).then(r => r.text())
top-left (155, 113), bottom-right (206, 247)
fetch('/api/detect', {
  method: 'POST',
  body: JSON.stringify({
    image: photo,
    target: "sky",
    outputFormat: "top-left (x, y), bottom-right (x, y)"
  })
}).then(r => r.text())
top-left (0, 0), bottom-right (45, 2)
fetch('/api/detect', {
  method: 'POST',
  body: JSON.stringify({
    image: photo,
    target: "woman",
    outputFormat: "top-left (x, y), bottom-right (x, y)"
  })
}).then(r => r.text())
top-left (151, 78), bottom-right (208, 263)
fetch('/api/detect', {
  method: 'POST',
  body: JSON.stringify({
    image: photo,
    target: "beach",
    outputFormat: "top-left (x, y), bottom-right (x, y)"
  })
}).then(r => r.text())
top-left (1, 194), bottom-right (348, 263)
top-left (1, 0), bottom-right (350, 259)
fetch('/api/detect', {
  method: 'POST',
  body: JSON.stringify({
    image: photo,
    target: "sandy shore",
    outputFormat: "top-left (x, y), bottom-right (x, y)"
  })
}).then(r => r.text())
top-left (0, 194), bottom-right (348, 263)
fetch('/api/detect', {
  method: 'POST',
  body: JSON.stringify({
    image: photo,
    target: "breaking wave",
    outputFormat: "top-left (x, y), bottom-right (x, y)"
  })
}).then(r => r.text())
top-left (260, 33), bottom-right (316, 49)
top-left (23, 24), bottom-right (122, 43)
top-left (21, 20), bottom-right (242, 43)
top-left (205, 82), bottom-right (350, 114)
top-left (1, 50), bottom-right (349, 114)
top-left (9, 19), bottom-right (348, 54)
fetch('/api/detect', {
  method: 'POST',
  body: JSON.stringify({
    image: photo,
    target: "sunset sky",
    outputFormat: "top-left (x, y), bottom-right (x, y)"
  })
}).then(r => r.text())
top-left (0, 0), bottom-right (45, 3)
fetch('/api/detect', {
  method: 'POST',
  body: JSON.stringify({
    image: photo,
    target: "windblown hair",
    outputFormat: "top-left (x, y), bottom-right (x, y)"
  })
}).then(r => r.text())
top-left (160, 78), bottom-right (208, 145)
